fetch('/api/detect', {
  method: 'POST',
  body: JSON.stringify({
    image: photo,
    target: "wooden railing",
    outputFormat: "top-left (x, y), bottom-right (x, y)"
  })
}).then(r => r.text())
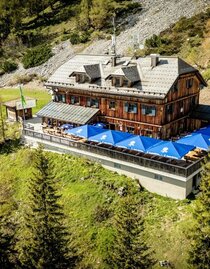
top-left (23, 129), bottom-right (203, 178)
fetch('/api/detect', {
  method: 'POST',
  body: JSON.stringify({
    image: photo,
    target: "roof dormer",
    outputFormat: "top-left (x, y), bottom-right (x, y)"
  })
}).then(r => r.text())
top-left (105, 65), bottom-right (140, 87)
top-left (69, 64), bottom-right (101, 83)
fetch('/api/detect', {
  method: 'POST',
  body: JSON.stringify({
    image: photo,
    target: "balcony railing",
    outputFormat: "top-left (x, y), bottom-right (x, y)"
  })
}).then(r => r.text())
top-left (23, 128), bottom-right (203, 178)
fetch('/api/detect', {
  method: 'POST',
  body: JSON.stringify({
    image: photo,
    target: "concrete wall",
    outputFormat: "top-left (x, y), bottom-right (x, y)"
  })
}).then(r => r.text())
top-left (24, 135), bottom-right (199, 200)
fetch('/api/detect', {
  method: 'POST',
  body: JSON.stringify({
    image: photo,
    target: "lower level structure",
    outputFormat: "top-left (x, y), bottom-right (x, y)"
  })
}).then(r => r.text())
top-left (23, 128), bottom-right (203, 200)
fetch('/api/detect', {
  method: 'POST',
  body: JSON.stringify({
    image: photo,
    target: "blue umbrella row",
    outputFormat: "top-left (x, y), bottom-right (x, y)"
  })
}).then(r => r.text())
top-left (65, 125), bottom-right (198, 160)
top-left (176, 125), bottom-right (210, 151)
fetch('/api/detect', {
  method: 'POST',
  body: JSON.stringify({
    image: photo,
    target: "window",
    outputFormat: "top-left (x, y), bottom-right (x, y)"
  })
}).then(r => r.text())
top-left (87, 98), bottom-right (99, 108)
top-left (114, 163), bottom-right (121, 169)
top-left (124, 103), bottom-right (138, 113)
top-left (191, 96), bottom-right (196, 107)
top-left (126, 126), bottom-right (135, 134)
top-left (109, 100), bottom-right (116, 110)
top-left (142, 105), bottom-right (156, 116)
top-left (172, 82), bottom-right (178, 92)
top-left (166, 104), bottom-right (173, 114)
top-left (154, 174), bottom-right (163, 181)
top-left (55, 94), bottom-right (66, 103)
top-left (71, 96), bottom-right (80, 105)
top-left (124, 79), bottom-right (129, 87)
top-left (180, 100), bottom-right (184, 113)
top-left (145, 129), bottom-right (153, 137)
top-left (76, 74), bottom-right (89, 83)
top-left (115, 77), bottom-right (120, 87)
top-left (186, 78), bottom-right (193, 89)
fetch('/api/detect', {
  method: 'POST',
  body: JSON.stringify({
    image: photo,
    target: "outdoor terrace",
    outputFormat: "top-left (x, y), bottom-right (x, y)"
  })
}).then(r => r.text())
top-left (23, 126), bottom-right (204, 178)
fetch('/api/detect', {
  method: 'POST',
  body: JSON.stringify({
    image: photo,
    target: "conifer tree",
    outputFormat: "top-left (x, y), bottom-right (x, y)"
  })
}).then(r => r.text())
top-left (108, 196), bottom-right (154, 269)
top-left (17, 146), bottom-right (77, 269)
top-left (89, 0), bottom-right (113, 30)
top-left (0, 208), bottom-right (17, 269)
top-left (188, 155), bottom-right (210, 269)
top-left (79, 0), bottom-right (92, 30)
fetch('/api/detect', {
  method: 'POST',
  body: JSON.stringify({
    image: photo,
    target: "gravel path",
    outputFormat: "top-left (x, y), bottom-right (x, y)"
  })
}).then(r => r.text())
top-left (0, 0), bottom-right (209, 87)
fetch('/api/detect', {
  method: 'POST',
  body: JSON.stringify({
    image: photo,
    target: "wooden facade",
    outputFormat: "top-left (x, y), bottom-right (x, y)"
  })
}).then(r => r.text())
top-left (50, 73), bottom-right (204, 139)
top-left (44, 54), bottom-right (207, 139)
top-left (4, 97), bottom-right (36, 122)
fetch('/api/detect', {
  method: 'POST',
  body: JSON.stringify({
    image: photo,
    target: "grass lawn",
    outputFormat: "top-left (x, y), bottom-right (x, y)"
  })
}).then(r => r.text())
top-left (0, 147), bottom-right (196, 269)
top-left (0, 87), bottom-right (51, 114)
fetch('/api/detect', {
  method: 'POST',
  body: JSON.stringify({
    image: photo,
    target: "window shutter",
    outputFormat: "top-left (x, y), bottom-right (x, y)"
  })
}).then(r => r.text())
top-left (96, 99), bottom-right (99, 108)
top-left (124, 102), bottom-right (128, 112)
top-left (151, 107), bottom-right (156, 116)
top-left (62, 94), bottom-right (66, 103)
top-left (87, 98), bottom-right (91, 107)
top-left (142, 105), bottom-right (146, 115)
top-left (133, 104), bottom-right (137, 113)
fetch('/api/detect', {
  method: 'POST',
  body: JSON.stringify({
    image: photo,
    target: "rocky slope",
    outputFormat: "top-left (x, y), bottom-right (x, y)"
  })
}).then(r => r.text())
top-left (0, 0), bottom-right (210, 87)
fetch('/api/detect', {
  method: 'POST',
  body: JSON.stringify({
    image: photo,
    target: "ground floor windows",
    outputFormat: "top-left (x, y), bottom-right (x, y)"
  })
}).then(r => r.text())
top-left (126, 126), bottom-right (135, 134)
top-left (71, 96), bottom-right (80, 105)
top-left (87, 98), bottom-right (99, 108)
top-left (55, 94), bottom-right (66, 103)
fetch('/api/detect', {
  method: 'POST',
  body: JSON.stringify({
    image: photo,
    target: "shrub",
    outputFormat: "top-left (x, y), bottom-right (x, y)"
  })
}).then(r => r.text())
top-left (1, 60), bottom-right (18, 73)
top-left (203, 69), bottom-right (210, 82)
top-left (69, 32), bottom-right (81, 45)
top-left (92, 204), bottom-right (111, 223)
top-left (9, 73), bottom-right (37, 85)
top-left (22, 45), bottom-right (53, 69)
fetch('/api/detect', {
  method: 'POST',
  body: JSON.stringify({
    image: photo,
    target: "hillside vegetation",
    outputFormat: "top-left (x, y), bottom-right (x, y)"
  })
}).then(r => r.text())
top-left (0, 145), bottom-right (198, 269)
top-left (0, 0), bottom-right (140, 74)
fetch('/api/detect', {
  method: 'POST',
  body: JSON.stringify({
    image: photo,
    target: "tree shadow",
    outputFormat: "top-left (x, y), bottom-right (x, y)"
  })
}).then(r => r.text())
top-left (0, 139), bottom-right (22, 154)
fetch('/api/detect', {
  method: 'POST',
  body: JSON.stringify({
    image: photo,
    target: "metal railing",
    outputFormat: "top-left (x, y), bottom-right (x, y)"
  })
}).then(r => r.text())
top-left (23, 129), bottom-right (203, 177)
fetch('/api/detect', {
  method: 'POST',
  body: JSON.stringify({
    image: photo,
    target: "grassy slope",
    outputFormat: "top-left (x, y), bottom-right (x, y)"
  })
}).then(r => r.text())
top-left (0, 87), bottom-right (51, 114)
top-left (0, 147), bottom-right (196, 269)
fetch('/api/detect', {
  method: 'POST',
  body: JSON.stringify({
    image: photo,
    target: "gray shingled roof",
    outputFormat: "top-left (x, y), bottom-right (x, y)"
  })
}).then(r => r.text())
top-left (122, 66), bottom-right (140, 82)
top-left (84, 64), bottom-right (101, 79)
top-left (46, 54), bottom-right (205, 99)
top-left (107, 65), bottom-right (140, 83)
top-left (36, 102), bottom-right (99, 125)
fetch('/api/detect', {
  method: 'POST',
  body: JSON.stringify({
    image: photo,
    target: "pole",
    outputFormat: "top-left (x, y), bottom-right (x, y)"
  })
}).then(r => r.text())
top-left (0, 98), bottom-right (5, 142)
top-left (19, 84), bottom-right (25, 130)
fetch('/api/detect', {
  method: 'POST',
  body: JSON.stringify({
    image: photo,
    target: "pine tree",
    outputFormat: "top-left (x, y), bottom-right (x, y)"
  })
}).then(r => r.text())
top-left (0, 208), bottom-right (17, 269)
top-left (89, 0), bottom-right (113, 30)
top-left (17, 146), bottom-right (77, 269)
top-left (79, 0), bottom-right (92, 30)
top-left (108, 196), bottom-right (154, 269)
top-left (188, 155), bottom-right (210, 269)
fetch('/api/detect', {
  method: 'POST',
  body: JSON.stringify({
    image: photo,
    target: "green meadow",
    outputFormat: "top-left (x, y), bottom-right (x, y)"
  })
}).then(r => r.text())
top-left (0, 87), bottom-right (51, 114)
top-left (0, 146), bottom-right (196, 269)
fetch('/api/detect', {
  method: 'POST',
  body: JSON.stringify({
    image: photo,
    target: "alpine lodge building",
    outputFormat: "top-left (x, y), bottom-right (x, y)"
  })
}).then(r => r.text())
top-left (39, 53), bottom-right (207, 140)
top-left (22, 53), bottom-right (209, 199)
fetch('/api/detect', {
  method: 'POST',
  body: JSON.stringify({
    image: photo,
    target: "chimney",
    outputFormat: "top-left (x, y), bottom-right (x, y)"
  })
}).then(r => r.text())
top-left (111, 56), bottom-right (117, 67)
top-left (150, 54), bottom-right (159, 67)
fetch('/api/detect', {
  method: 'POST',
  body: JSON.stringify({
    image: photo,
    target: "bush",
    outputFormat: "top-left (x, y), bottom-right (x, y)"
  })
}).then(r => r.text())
top-left (69, 32), bottom-right (81, 45)
top-left (1, 60), bottom-right (18, 73)
top-left (69, 31), bottom-right (90, 45)
top-left (203, 69), bottom-right (210, 82)
top-left (9, 73), bottom-right (37, 85)
top-left (22, 45), bottom-right (53, 69)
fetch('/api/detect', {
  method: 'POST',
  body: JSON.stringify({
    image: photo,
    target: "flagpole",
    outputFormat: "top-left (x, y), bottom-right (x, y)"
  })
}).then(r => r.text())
top-left (19, 84), bottom-right (26, 130)
top-left (0, 97), bottom-right (5, 142)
